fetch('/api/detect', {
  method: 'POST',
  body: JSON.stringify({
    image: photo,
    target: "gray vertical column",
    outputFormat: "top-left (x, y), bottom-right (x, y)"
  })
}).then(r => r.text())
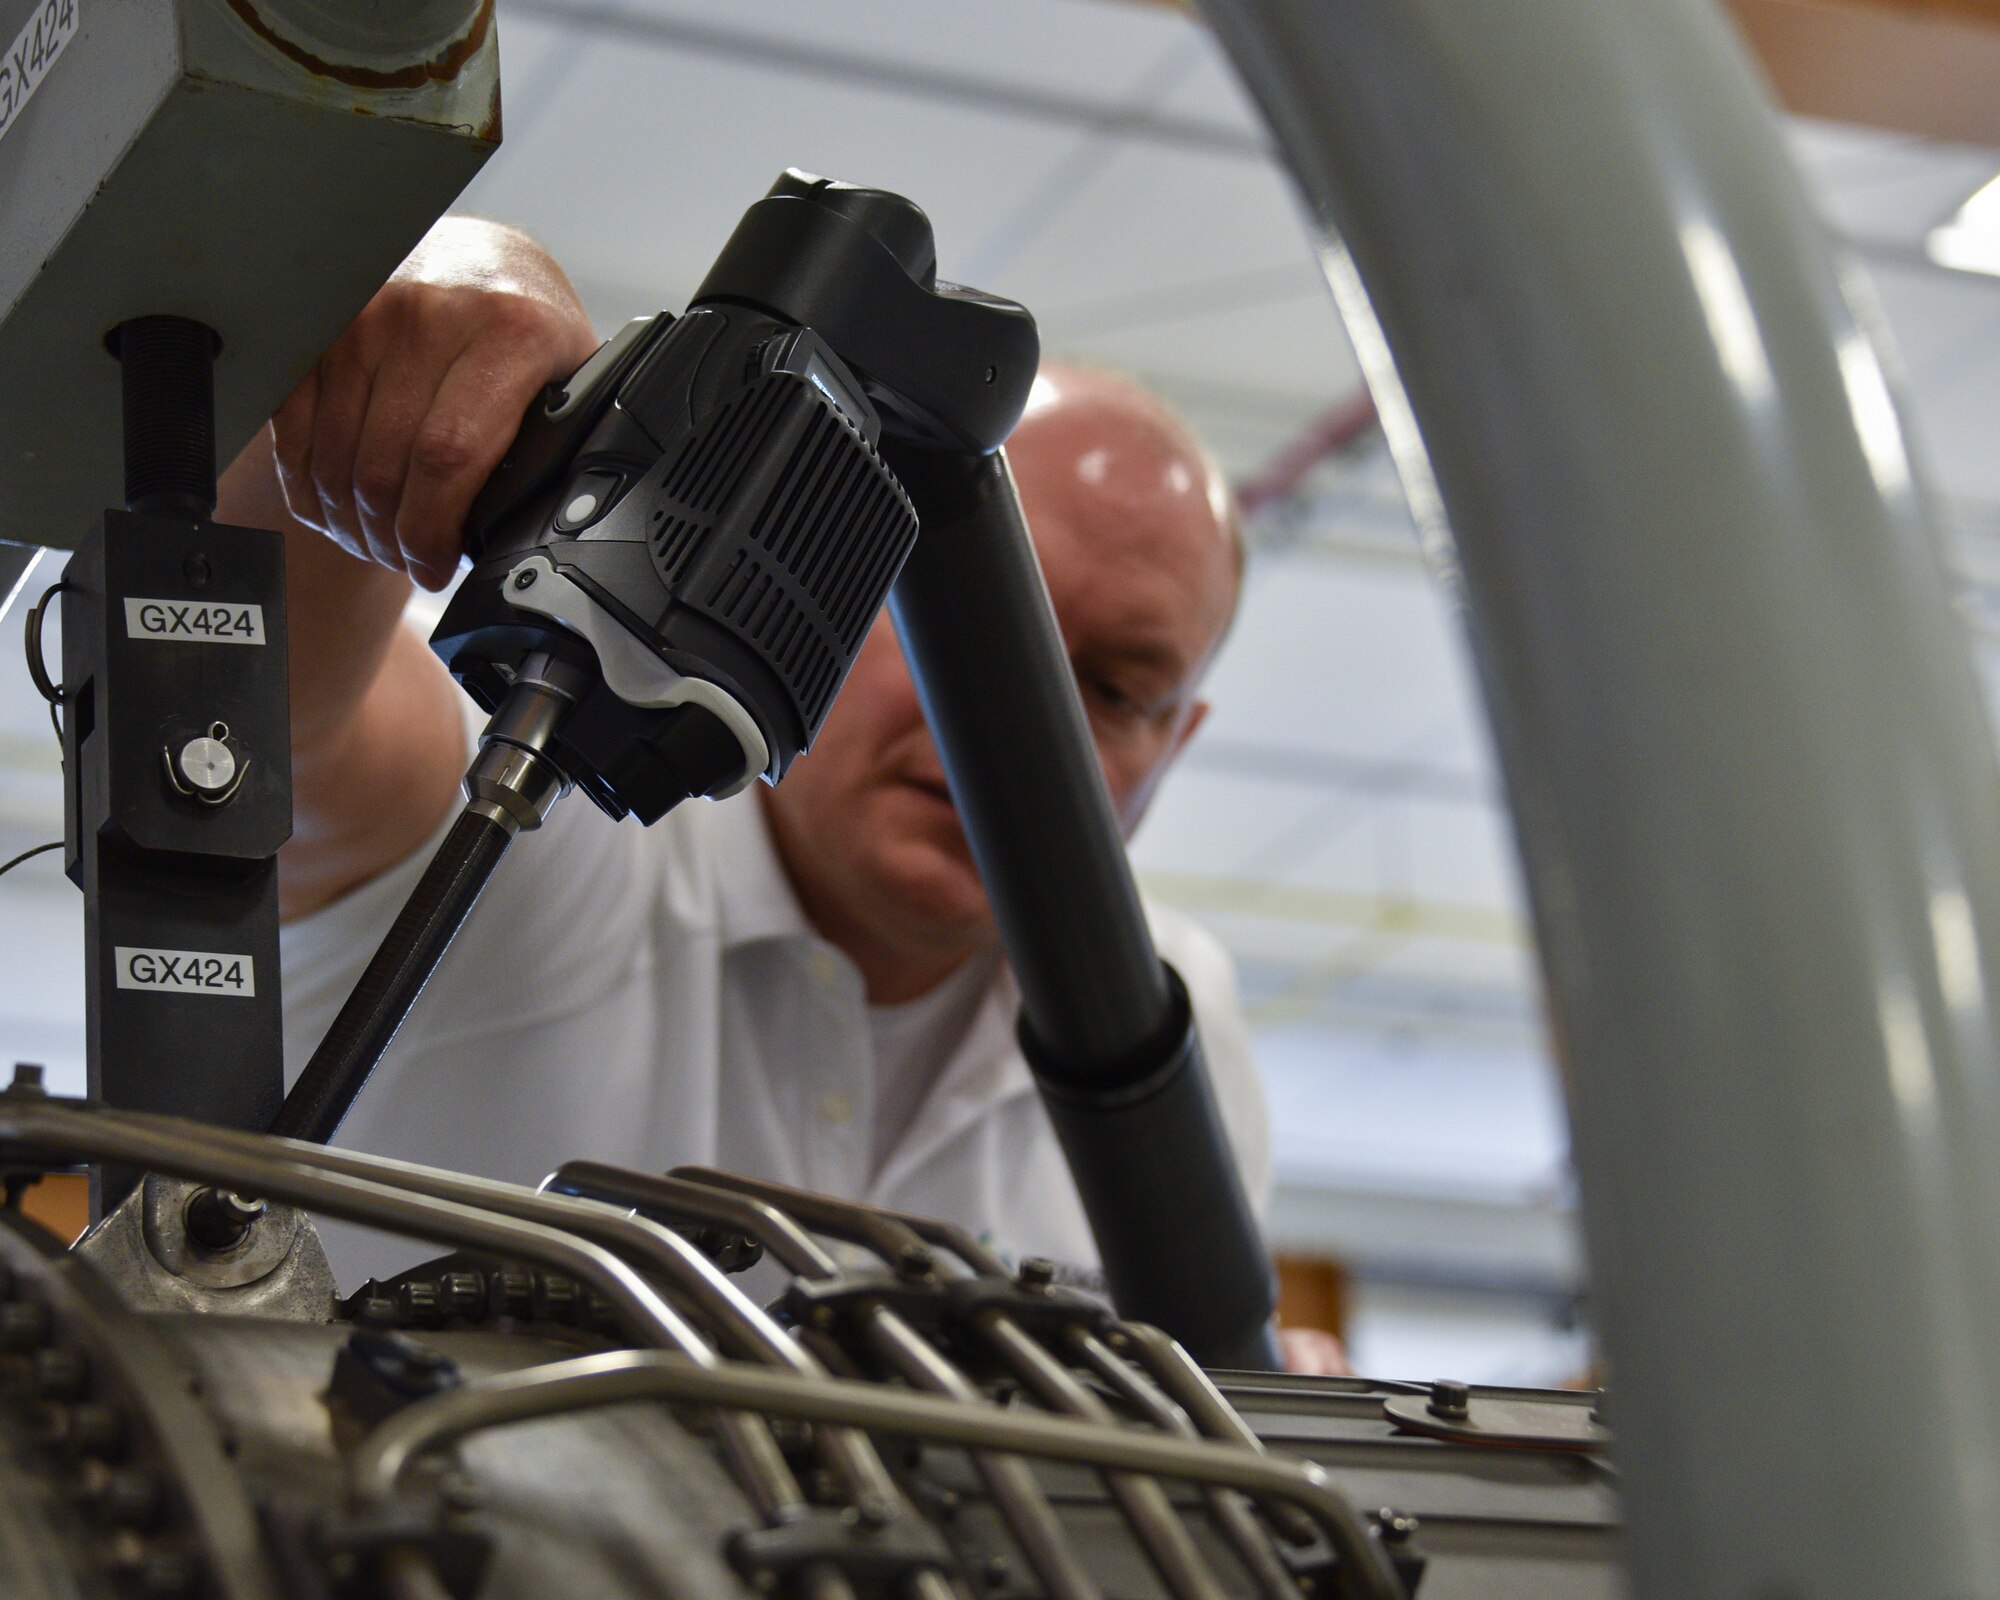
top-left (1199, 0), bottom-right (2000, 1593)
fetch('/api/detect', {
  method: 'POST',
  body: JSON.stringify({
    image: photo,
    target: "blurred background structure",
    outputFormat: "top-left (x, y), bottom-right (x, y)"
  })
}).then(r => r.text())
top-left (5, 0), bottom-right (1999, 1382)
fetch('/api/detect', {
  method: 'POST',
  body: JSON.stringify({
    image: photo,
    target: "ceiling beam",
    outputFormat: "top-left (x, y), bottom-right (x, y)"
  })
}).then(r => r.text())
top-left (1723, 0), bottom-right (2000, 147)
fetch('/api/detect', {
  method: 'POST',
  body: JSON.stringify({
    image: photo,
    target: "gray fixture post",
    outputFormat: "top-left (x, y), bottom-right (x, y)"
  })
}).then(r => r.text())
top-left (1200, 0), bottom-right (2000, 1593)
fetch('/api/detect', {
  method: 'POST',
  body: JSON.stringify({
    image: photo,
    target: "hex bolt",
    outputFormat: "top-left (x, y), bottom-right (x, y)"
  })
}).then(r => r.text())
top-left (1015, 1257), bottom-right (1056, 1292)
top-left (438, 1271), bottom-right (485, 1321)
top-left (32, 1401), bottom-right (73, 1449)
top-left (90, 1467), bottom-right (162, 1529)
top-left (1427, 1379), bottom-right (1472, 1421)
top-left (140, 1548), bottom-right (196, 1598)
top-left (491, 1268), bottom-right (535, 1320)
top-left (33, 1346), bottom-right (88, 1401)
top-left (8, 1062), bottom-right (46, 1094)
top-left (896, 1243), bottom-right (936, 1281)
top-left (397, 1280), bottom-right (443, 1328)
top-left (1372, 1507), bottom-right (1420, 1544)
top-left (533, 1272), bottom-right (579, 1323)
top-left (67, 1403), bottom-right (126, 1459)
top-left (0, 1299), bottom-right (52, 1351)
top-left (182, 1189), bottom-right (265, 1254)
top-left (97, 1527), bottom-right (149, 1575)
top-left (512, 568), bottom-right (537, 591)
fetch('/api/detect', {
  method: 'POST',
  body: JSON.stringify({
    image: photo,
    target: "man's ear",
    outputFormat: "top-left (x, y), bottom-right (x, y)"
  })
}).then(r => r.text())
top-left (1115, 699), bottom-right (1211, 840)
top-left (1169, 699), bottom-right (1210, 764)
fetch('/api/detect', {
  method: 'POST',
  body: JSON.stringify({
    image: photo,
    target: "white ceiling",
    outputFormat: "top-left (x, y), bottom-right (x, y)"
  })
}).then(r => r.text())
top-left (3, 0), bottom-right (1998, 1346)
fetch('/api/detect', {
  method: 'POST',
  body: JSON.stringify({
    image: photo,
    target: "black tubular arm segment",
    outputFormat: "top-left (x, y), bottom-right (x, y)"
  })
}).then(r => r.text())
top-left (271, 807), bottom-right (514, 1143)
top-left (883, 445), bottom-right (1278, 1370)
top-left (885, 445), bottom-right (1167, 1070)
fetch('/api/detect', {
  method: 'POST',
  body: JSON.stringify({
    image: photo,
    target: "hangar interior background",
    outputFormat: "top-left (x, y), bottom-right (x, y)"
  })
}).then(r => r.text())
top-left (3, 0), bottom-right (1998, 1382)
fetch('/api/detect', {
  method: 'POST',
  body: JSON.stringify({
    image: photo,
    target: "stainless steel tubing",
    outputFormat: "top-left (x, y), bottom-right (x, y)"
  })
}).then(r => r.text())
top-left (2, 1099), bottom-right (694, 1345)
top-left (599, 1166), bottom-right (1103, 1600)
top-left (857, 1316), bottom-right (1103, 1600)
top-left (153, 1122), bottom-right (897, 1532)
top-left (669, 1168), bottom-right (1233, 1600)
top-left (1067, 1330), bottom-right (1297, 1600)
top-left (349, 1351), bottom-right (1406, 1600)
top-left (976, 1313), bottom-right (1228, 1600)
top-left (1195, 0), bottom-right (2000, 1592)
top-left (672, 1166), bottom-right (938, 1269)
top-left (2, 1100), bottom-right (809, 1536)
top-left (870, 1208), bottom-right (1012, 1279)
top-left (547, 1162), bottom-right (841, 1278)
top-left (1110, 1324), bottom-right (1318, 1548)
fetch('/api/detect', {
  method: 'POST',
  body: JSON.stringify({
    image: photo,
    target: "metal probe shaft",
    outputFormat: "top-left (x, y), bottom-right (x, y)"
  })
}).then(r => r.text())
top-left (271, 656), bottom-right (580, 1142)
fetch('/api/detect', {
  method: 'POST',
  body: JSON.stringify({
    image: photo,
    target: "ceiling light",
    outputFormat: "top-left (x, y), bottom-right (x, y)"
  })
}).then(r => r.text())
top-left (1927, 173), bottom-right (2000, 278)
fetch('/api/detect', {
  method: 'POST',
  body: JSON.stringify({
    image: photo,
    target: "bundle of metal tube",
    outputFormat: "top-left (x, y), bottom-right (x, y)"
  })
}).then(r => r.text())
top-left (0, 1088), bottom-right (1580, 1600)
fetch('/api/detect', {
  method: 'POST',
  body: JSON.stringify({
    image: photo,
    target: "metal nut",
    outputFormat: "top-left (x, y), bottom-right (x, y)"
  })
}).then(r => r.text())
top-left (33, 1346), bottom-right (88, 1401)
top-left (0, 1299), bottom-right (52, 1350)
top-left (1016, 1257), bottom-right (1056, 1292)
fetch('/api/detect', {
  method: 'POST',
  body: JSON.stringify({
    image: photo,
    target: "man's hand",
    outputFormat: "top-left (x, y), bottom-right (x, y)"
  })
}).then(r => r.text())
top-left (1278, 1325), bottom-right (1352, 1377)
top-left (270, 216), bottom-right (600, 591)
top-left (236, 216), bottom-right (597, 919)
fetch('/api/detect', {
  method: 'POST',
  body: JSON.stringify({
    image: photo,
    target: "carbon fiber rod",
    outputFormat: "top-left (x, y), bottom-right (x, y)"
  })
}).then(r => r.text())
top-left (882, 446), bottom-right (1278, 1370)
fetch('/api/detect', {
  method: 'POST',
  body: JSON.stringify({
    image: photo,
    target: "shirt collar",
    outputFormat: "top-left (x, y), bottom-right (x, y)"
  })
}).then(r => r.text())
top-left (705, 789), bottom-right (821, 950)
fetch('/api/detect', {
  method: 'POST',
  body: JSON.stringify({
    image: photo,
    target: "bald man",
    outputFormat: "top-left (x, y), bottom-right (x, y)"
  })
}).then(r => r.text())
top-left (229, 219), bottom-right (1270, 1301)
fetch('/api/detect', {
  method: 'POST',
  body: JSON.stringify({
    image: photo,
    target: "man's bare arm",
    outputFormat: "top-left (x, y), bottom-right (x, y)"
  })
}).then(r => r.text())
top-left (213, 218), bottom-right (599, 920)
top-left (219, 435), bottom-right (463, 920)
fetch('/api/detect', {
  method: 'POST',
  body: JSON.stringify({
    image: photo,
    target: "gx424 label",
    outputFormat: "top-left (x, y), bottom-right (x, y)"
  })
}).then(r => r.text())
top-left (123, 598), bottom-right (267, 645)
top-left (114, 947), bottom-right (256, 998)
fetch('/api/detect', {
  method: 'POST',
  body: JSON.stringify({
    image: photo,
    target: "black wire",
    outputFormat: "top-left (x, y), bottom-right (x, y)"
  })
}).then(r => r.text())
top-left (0, 841), bottom-right (60, 879)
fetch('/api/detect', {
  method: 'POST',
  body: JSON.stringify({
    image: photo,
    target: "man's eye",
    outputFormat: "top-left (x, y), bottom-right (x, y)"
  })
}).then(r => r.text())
top-left (1085, 677), bottom-right (1137, 715)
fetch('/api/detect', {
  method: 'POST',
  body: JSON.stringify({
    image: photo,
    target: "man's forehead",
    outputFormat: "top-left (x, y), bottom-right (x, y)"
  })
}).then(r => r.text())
top-left (1012, 372), bottom-right (1231, 538)
top-left (1008, 370), bottom-right (1240, 668)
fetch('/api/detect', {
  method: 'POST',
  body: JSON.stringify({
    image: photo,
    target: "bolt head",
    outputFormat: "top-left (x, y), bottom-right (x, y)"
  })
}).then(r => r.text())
top-left (512, 569), bottom-right (537, 591)
top-left (90, 1467), bottom-right (160, 1529)
top-left (33, 1346), bottom-right (88, 1401)
top-left (140, 1548), bottom-right (196, 1598)
top-left (0, 1299), bottom-right (52, 1351)
top-left (66, 1402), bottom-right (125, 1459)
top-left (175, 735), bottom-right (236, 794)
top-left (1016, 1257), bottom-right (1056, 1291)
top-left (182, 1188), bottom-right (264, 1254)
top-left (1427, 1379), bottom-right (1472, 1421)
top-left (852, 1493), bottom-right (895, 1529)
top-left (1372, 1507), bottom-right (1419, 1544)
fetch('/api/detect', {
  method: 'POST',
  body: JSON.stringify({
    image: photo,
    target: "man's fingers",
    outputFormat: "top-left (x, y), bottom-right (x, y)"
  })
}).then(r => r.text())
top-left (349, 358), bottom-right (440, 576)
top-left (394, 344), bottom-right (552, 589)
top-left (306, 346), bottom-right (380, 564)
top-left (1277, 1326), bottom-right (1352, 1377)
top-left (270, 371), bottom-right (323, 531)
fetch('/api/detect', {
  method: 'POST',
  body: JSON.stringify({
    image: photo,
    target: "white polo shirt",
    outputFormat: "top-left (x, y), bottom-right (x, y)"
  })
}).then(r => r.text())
top-left (280, 758), bottom-right (1270, 1289)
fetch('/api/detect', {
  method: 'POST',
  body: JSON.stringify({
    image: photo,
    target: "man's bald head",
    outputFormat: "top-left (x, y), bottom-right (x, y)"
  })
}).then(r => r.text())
top-left (1011, 363), bottom-right (1245, 648)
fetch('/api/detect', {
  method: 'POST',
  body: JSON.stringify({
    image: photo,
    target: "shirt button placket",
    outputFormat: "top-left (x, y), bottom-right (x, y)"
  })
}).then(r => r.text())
top-left (803, 944), bottom-right (864, 1194)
